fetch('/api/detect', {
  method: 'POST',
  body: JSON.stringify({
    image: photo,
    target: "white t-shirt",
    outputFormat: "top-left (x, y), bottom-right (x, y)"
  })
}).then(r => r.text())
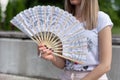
top-left (65, 11), bottom-right (113, 71)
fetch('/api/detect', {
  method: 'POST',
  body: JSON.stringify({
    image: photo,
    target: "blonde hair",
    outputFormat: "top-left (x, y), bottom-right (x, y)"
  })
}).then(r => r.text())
top-left (65, 0), bottom-right (99, 30)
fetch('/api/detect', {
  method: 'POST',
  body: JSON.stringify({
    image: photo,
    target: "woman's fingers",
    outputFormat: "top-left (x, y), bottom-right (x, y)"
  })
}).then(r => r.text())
top-left (44, 55), bottom-right (55, 61)
top-left (38, 44), bottom-right (55, 61)
top-left (38, 43), bottom-right (44, 47)
top-left (39, 46), bottom-right (46, 51)
top-left (41, 49), bottom-right (52, 56)
top-left (44, 49), bottom-right (52, 53)
top-left (38, 47), bottom-right (54, 59)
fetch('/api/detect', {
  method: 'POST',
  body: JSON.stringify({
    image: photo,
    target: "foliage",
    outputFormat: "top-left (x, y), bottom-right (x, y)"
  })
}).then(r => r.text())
top-left (0, 0), bottom-right (63, 31)
top-left (25, 0), bottom-right (64, 8)
top-left (0, 6), bottom-right (2, 30)
top-left (115, 0), bottom-right (120, 9)
top-left (4, 0), bottom-right (26, 30)
top-left (99, 0), bottom-right (120, 34)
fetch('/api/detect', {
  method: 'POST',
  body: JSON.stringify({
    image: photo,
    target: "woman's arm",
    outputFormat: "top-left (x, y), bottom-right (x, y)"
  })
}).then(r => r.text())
top-left (51, 56), bottom-right (66, 69)
top-left (81, 26), bottom-right (112, 80)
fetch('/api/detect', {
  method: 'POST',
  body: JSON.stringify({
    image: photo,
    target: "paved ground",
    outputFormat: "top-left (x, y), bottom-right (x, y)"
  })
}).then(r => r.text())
top-left (0, 73), bottom-right (57, 80)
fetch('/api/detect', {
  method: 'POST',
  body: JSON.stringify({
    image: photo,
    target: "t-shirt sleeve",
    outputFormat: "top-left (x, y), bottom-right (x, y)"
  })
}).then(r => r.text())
top-left (97, 11), bottom-right (113, 32)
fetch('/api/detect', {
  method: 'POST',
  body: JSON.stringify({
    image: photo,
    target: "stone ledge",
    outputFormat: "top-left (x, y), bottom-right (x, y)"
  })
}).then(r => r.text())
top-left (0, 31), bottom-right (29, 39)
top-left (112, 35), bottom-right (120, 45)
top-left (0, 31), bottom-right (120, 45)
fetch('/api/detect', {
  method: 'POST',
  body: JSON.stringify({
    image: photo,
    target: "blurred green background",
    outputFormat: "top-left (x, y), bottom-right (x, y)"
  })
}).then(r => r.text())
top-left (0, 0), bottom-right (120, 34)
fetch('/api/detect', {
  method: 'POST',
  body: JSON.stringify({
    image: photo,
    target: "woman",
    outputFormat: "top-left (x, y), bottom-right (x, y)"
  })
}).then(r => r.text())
top-left (38, 0), bottom-right (113, 80)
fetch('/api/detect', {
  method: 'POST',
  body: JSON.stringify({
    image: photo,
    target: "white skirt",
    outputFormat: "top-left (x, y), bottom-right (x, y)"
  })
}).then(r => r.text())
top-left (59, 70), bottom-right (108, 80)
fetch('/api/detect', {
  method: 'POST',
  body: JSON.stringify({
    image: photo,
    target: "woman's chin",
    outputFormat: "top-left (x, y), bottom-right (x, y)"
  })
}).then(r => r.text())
top-left (70, 1), bottom-right (81, 5)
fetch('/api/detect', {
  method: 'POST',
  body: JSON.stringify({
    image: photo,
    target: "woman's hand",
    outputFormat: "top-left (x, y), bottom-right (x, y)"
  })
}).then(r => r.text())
top-left (38, 44), bottom-right (56, 62)
top-left (38, 44), bottom-right (65, 69)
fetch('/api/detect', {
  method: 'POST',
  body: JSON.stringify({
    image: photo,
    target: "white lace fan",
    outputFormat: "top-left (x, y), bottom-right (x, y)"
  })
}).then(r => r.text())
top-left (10, 5), bottom-right (88, 64)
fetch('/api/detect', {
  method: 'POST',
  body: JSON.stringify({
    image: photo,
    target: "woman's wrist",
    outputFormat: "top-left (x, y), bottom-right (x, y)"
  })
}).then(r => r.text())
top-left (51, 55), bottom-right (65, 69)
top-left (50, 55), bottom-right (57, 63)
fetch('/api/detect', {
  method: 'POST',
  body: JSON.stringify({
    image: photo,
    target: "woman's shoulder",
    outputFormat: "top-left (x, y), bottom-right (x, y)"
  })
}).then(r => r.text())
top-left (96, 11), bottom-right (113, 32)
top-left (98, 11), bottom-right (110, 20)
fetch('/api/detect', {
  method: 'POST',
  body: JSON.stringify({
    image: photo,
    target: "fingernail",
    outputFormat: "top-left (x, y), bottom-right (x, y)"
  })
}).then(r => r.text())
top-left (49, 48), bottom-right (54, 52)
top-left (49, 48), bottom-right (52, 50)
top-left (44, 45), bottom-right (47, 47)
top-left (52, 49), bottom-right (54, 52)
top-left (46, 46), bottom-right (48, 49)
